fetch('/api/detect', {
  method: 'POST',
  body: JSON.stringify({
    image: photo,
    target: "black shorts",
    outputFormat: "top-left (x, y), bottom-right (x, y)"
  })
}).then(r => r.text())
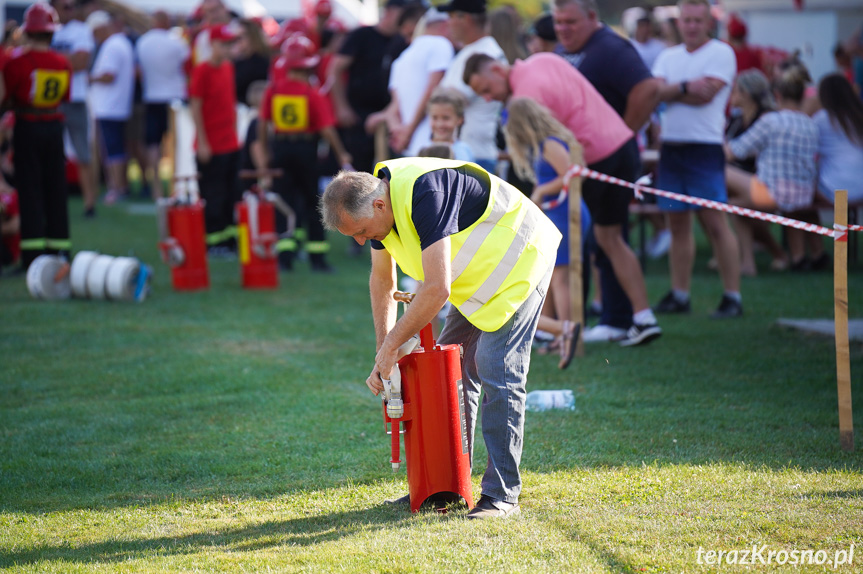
top-left (144, 102), bottom-right (169, 147)
top-left (581, 137), bottom-right (640, 226)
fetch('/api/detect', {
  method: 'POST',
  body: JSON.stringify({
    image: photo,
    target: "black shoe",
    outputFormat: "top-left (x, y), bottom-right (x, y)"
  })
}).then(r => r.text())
top-left (466, 495), bottom-right (520, 520)
top-left (278, 251), bottom-right (294, 271)
top-left (207, 246), bottom-right (236, 260)
top-left (619, 322), bottom-right (662, 347)
top-left (654, 291), bottom-right (690, 314)
top-left (384, 494), bottom-right (410, 506)
top-left (3, 264), bottom-right (26, 277)
top-left (790, 257), bottom-right (811, 272)
top-left (810, 252), bottom-right (831, 271)
top-left (311, 262), bottom-right (335, 273)
top-left (710, 295), bottom-right (743, 319)
top-left (83, 206), bottom-right (96, 218)
top-left (310, 255), bottom-right (335, 274)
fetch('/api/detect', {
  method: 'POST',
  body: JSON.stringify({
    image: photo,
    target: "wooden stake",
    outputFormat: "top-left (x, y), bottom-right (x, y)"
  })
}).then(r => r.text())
top-left (833, 190), bottom-right (854, 452)
top-left (374, 123), bottom-right (389, 167)
top-left (569, 164), bottom-right (585, 358)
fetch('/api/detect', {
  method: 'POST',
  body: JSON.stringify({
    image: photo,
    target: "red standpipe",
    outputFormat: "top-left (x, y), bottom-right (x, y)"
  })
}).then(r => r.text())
top-left (383, 311), bottom-right (474, 513)
top-left (162, 202), bottom-right (209, 291)
top-left (236, 194), bottom-right (278, 289)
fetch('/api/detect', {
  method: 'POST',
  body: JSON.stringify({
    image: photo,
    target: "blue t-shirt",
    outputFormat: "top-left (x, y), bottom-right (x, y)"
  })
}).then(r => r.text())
top-left (554, 25), bottom-right (651, 117)
top-left (532, 137), bottom-right (591, 267)
top-left (372, 164), bottom-right (490, 251)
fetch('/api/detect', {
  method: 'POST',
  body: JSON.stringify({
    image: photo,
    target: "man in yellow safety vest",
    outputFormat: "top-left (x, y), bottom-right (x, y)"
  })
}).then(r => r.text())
top-left (320, 157), bottom-right (561, 519)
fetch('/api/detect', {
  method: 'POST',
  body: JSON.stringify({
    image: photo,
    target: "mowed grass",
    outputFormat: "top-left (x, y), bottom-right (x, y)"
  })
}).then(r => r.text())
top-left (1, 197), bottom-right (862, 573)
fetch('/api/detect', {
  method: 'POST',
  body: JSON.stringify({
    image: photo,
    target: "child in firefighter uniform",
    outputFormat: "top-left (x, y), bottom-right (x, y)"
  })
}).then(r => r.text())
top-left (2, 3), bottom-right (71, 270)
top-left (258, 34), bottom-right (351, 272)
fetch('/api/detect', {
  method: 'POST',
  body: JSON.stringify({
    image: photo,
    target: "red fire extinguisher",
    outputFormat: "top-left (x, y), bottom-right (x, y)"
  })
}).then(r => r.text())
top-left (156, 176), bottom-right (209, 291)
top-left (382, 291), bottom-right (475, 513)
top-left (236, 170), bottom-right (296, 289)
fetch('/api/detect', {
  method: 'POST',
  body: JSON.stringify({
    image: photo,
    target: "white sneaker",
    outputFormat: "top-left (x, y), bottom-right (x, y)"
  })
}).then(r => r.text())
top-left (582, 324), bottom-right (627, 343)
top-left (646, 229), bottom-right (672, 259)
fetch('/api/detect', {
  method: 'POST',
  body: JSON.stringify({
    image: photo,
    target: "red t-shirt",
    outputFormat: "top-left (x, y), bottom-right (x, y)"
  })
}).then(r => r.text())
top-left (1, 188), bottom-right (20, 262)
top-left (188, 59), bottom-right (239, 154)
top-left (732, 44), bottom-right (763, 74)
top-left (261, 77), bottom-right (334, 134)
top-left (2, 49), bottom-right (71, 122)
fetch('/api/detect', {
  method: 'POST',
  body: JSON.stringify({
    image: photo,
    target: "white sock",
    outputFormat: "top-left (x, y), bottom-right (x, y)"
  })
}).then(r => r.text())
top-left (724, 291), bottom-right (742, 302)
top-left (633, 309), bottom-right (657, 325)
top-left (672, 289), bottom-right (690, 303)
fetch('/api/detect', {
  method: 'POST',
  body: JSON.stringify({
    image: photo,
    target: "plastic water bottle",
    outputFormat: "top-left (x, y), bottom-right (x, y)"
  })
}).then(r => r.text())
top-left (525, 390), bottom-right (575, 412)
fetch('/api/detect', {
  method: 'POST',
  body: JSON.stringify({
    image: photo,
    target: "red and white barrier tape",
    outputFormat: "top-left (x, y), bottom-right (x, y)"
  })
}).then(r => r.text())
top-left (563, 165), bottom-right (862, 241)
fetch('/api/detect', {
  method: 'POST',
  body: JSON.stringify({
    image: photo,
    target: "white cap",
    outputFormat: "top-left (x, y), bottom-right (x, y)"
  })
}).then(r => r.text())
top-left (86, 10), bottom-right (111, 31)
top-left (424, 7), bottom-right (449, 24)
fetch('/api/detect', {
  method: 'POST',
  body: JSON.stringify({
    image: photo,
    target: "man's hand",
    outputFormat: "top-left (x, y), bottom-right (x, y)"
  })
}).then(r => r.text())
top-left (335, 102), bottom-right (358, 128)
top-left (196, 140), bottom-right (212, 164)
top-left (686, 77), bottom-right (724, 105)
top-left (389, 124), bottom-right (411, 154)
top-left (366, 364), bottom-right (384, 396)
top-left (374, 338), bottom-right (398, 392)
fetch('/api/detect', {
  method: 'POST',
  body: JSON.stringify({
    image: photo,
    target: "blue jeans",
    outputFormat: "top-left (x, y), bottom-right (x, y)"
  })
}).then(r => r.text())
top-left (437, 264), bottom-right (553, 503)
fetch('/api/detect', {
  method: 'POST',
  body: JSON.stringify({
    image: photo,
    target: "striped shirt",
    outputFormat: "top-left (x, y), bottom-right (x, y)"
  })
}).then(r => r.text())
top-left (728, 109), bottom-right (818, 211)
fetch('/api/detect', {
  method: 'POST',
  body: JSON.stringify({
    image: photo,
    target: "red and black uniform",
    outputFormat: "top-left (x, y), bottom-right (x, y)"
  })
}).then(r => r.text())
top-left (261, 76), bottom-right (334, 267)
top-left (2, 48), bottom-right (71, 269)
top-left (189, 59), bottom-right (240, 249)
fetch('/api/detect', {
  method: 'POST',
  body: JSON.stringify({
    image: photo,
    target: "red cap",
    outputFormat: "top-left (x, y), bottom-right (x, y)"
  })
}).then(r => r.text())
top-left (727, 13), bottom-right (747, 39)
top-left (315, 0), bottom-right (333, 18)
top-left (278, 34), bottom-right (320, 70)
top-left (23, 3), bottom-right (59, 34)
top-left (210, 23), bottom-right (238, 43)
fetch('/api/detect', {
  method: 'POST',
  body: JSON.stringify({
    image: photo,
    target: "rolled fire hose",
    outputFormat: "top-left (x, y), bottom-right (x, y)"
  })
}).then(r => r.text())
top-left (26, 254), bottom-right (71, 300)
top-left (85, 254), bottom-right (115, 300)
top-left (105, 256), bottom-right (147, 301)
top-left (70, 250), bottom-right (99, 297)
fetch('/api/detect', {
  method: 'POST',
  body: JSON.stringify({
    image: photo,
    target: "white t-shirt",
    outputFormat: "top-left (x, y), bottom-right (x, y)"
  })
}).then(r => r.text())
top-left (89, 32), bottom-right (136, 120)
top-left (51, 19), bottom-right (94, 102)
top-left (813, 109), bottom-right (863, 203)
top-left (136, 28), bottom-right (190, 103)
top-left (630, 37), bottom-right (666, 70)
top-left (441, 35), bottom-right (507, 161)
top-left (389, 34), bottom-right (454, 156)
top-left (652, 39), bottom-right (736, 144)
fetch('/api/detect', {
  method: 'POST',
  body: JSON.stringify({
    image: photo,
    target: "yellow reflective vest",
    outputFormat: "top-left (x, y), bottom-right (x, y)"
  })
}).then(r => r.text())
top-left (374, 158), bottom-right (562, 332)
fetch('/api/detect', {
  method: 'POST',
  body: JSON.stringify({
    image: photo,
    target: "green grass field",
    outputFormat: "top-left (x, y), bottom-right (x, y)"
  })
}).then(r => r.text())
top-left (1, 197), bottom-right (861, 573)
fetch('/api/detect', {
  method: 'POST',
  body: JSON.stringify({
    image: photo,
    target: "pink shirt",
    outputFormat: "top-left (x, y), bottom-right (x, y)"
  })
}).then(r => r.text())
top-left (510, 53), bottom-right (633, 165)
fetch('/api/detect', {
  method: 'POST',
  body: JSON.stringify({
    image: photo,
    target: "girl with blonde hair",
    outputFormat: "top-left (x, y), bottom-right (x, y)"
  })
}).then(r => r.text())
top-left (504, 97), bottom-right (593, 369)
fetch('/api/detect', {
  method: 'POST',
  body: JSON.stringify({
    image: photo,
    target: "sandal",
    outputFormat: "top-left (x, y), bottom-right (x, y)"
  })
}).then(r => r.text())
top-left (558, 321), bottom-right (581, 370)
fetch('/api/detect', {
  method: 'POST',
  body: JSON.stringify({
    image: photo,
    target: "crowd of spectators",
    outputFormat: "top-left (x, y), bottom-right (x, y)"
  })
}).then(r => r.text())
top-left (1, 0), bottom-right (862, 352)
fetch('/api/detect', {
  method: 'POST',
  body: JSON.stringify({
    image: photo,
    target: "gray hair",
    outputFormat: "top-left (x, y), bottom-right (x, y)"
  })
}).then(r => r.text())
top-left (677, 0), bottom-right (710, 10)
top-left (552, 0), bottom-right (598, 17)
top-left (319, 170), bottom-right (387, 231)
top-left (735, 68), bottom-right (775, 111)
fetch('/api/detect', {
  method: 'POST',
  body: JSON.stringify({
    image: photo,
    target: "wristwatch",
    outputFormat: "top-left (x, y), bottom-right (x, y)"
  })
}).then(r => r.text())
top-left (680, 81), bottom-right (689, 95)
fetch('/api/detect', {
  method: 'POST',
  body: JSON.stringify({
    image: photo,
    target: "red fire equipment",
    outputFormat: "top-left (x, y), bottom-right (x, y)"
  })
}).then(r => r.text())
top-left (382, 292), bottom-right (475, 513)
top-left (156, 176), bottom-right (209, 291)
top-left (236, 170), bottom-right (295, 289)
